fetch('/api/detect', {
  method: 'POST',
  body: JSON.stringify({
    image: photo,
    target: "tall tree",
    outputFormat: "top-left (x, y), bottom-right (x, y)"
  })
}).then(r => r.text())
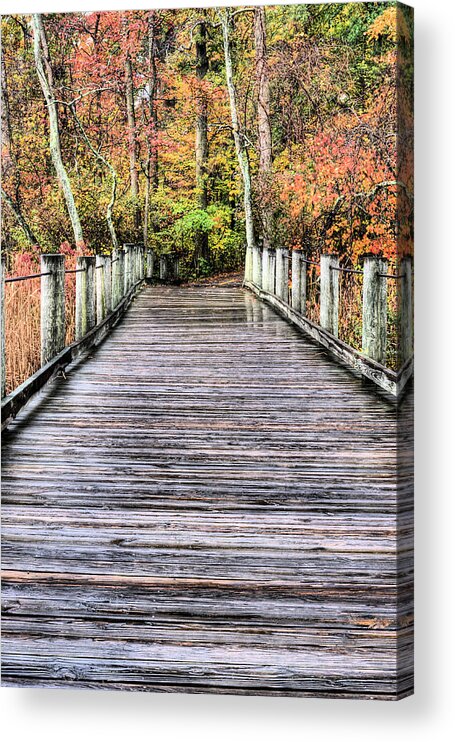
top-left (194, 16), bottom-right (210, 264)
top-left (124, 49), bottom-right (140, 230)
top-left (217, 8), bottom-right (255, 252)
top-left (31, 13), bottom-right (84, 246)
top-left (1, 5), bottom-right (405, 273)
top-left (143, 10), bottom-right (159, 247)
top-left (254, 7), bottom-right (272, 248)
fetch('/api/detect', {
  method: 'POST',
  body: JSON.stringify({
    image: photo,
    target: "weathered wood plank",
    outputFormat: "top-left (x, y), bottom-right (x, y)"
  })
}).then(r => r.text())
top-left (1, 285), bottom-right (413, 698)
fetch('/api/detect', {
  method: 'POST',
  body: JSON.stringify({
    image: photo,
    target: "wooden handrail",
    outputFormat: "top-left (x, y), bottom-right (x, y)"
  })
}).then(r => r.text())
top-left (243, 245), bottom-right (414, 396)
top-left (1, 244), bottom-right (149, 414)
top-left (244, 279), bottom-right (413, 398)
top-left (1, 277), bottom-right (145, 429)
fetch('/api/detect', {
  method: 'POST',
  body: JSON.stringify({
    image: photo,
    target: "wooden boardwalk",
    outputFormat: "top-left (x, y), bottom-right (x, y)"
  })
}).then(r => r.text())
top-left (1, 286), bottom-right (413, 698)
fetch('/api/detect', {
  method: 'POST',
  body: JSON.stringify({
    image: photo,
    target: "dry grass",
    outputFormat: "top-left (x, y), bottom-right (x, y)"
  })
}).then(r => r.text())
top-left (338, 271), bottom-right (363, 354)
top-left (4, 255), bottom-right (42, 396)
top-left (4, 252), bottom-right (77, 396)
top-left (305, 265), bottom-right (321, 325)
top-left (299, 264), bottom-right (399, 371)
top-left (337, 272), bottom-right (399, 370)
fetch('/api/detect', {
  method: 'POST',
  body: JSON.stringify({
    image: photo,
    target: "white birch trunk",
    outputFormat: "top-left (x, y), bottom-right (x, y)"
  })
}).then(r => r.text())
top-left (254, 7), bottom-right (272, 249)
top-left (218, 10), bottom-right (255, 251)
top-left (31, 14), bottom-right (84, 246)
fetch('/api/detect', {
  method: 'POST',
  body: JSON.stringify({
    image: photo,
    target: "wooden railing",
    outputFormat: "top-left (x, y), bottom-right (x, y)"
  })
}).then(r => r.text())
top-left (1, 239), bottom-right (410, 428)
top-left (1, 243), bottom-right (158, 427)
top-left (244, 245), bottom-right (413, 397)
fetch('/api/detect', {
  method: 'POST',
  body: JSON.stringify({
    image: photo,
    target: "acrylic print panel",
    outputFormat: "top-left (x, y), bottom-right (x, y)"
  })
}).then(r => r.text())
top-left (1, 2), bottom-right (414, 699)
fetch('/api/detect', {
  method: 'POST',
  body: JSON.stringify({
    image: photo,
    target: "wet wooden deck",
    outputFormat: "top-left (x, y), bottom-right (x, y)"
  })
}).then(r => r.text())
top-left (1, 285), bottom-right (413, 698)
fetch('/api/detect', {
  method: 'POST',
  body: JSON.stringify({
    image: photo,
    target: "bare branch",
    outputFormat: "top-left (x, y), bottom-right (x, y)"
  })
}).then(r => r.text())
top-left (69, 104), bottom-right (119, 250)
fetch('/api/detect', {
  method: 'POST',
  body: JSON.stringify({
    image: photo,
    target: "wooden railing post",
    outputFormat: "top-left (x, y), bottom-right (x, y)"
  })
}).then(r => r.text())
top-left (104, 255), bottom-right (112, 313)
top-left (111, 249), bottom-right (121, 309)
top-left (291, 249), bottom-right (306, 313)
top-left (131, 246), bottom-right (137, 284)
top-left (129, 246), bottom-right (134, 285)
top-left (40, 254), bottom-right (65, 365)
top-left (135, 245), bottom-right (141, 282)
top-left (320, 253), bottom-right (339, 337)
top-left (142, 245), bottom-right (147, 280)
top-left (132, 244), bottom-right (137, 286)
top-left (118, 249), bottom-right (125, 300)
top-left (131, 244), bottom-right (136, 286)
top-left (300, 254), bottom-right (307, 316)
top-left (251, 244), bottom-right (257, 286)
top-left (123, 244), bottom-right (133, 293)
top-left (141, 245), bottom-right (147, 279)
top-left (138, 244), bottom-right (143, 281)
top-left (244, 245), bottom-right (253, 283)
top-left (252, 244), bottom-right (263, 288)
top-left (291, 249), bottom-right (300, 311)
top-left (268, 249), bottom-right (276, 295)
top-left (283, 249), bottom-right (290, 303)
top-left (137, 244), bottom-right (143, 281)
top-left (159, 255), bottom-right (168, 281)
top-left (138, 245), bottom-right (143, 280)
top-left (146, 249), bottom-right (154, 279)
top-left (123, 244), bottom-right (129, 293)
top-left (96, 254), bottom-right (107, 324)
top-left (111, 251), bottom-right (118, 309)
top-left (262, 246), bottom-right (270, 292)
top-left (131, 246), bottom-right (136, 284)
top-left (399, 256), bottom-right (413, 364)
top-left (75, 256), bottom-right (95, 341)
top-left (275, 247), bottom-right (283, 298)
top-left (275, 247), bottom-right (289, 302)
top-left (362, 254), bottom-right (388, 364)
top-left (1, 258), bottom-right (6, 398)
top-left (86, 256), bottom-right (96, 329)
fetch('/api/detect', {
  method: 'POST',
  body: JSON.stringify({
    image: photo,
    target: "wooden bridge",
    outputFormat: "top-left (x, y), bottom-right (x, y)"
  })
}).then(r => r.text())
top-left (1, 248), bottom-right (413, 699)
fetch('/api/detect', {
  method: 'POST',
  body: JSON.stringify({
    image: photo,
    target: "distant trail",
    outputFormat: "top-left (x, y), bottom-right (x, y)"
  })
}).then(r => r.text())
top-left (181, 270), bottom-right (243, 287)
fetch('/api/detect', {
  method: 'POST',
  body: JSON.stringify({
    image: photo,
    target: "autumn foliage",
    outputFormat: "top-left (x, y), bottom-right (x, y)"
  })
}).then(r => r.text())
top-left (1, 3), bottom-right (413, 389)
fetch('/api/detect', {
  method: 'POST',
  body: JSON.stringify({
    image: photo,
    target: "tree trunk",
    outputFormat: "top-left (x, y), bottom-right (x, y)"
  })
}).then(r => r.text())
top-left (254, 7), bottom-right (272, 249)
top-left (125, 51), bottom-right (140, 231)
top-left (143, 172), bottom-right (151, 248)
top-left (1, 188), bottom-right (38, 245)
top-left (194, 19), bottom-right (210, 265)
top-left (218, 9), bottom-right (255, 251)
top-left (31, 14), bottom-right (84, 246)
top-left (144, 11), bottom-right (159, 248)
top-left (2, 55), bottom-right (37, 246)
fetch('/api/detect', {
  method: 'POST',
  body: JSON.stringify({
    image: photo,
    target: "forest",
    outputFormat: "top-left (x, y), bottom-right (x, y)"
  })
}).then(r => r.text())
top-left (1, 2), bottom-right (413, 391)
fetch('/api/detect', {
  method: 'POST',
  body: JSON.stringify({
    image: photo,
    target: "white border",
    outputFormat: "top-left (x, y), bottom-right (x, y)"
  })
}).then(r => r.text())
top-left (1, 1), bottom-right (454, 739)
